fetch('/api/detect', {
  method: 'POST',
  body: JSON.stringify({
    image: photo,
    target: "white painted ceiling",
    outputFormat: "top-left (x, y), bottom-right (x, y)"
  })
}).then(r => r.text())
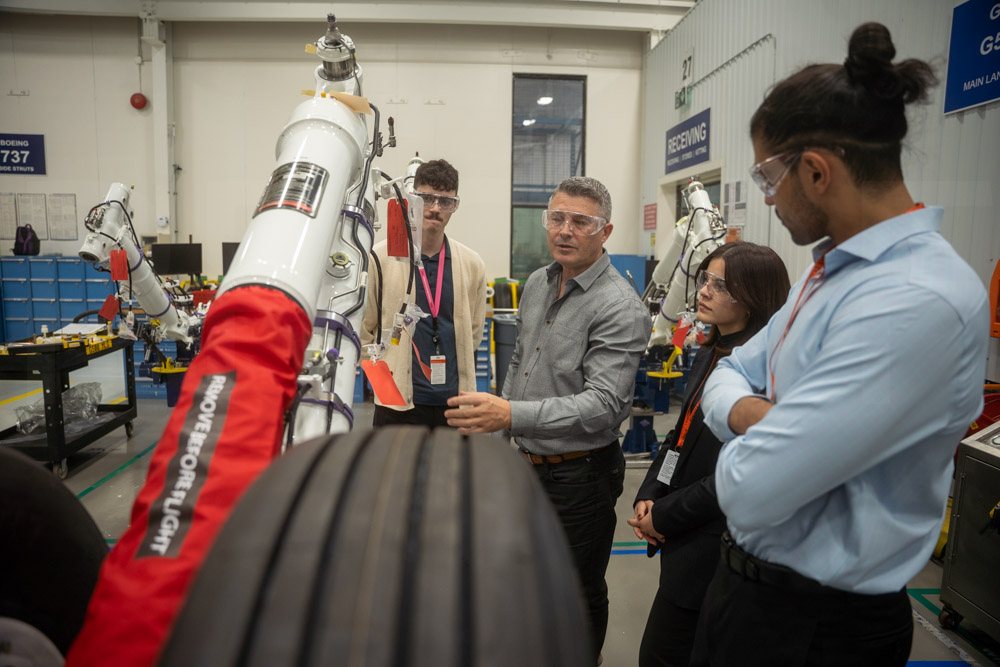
top-left (0, 0), bottom-right (695, 33)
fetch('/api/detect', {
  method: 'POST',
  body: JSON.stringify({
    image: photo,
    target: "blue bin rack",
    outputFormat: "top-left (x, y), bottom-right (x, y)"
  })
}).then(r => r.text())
top-left (0, 256), bottom-right (117, 342)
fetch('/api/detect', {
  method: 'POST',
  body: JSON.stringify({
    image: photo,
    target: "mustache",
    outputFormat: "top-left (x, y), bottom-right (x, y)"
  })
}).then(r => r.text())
top-left (425, 212), bottom-right (443, 221)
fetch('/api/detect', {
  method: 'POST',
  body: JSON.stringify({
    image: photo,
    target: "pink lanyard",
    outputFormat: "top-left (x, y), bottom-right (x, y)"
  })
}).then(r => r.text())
top-left (418, 242), bottom-right (447, 318)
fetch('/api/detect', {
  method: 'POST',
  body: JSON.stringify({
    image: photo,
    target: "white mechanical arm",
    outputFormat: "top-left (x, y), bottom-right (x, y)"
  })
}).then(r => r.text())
top-left (644, 180), bottom-right (726, 348)
top-left (218, 15), bottom-right (393, 443)
top-left (79, 183), bottom-right (195, 344)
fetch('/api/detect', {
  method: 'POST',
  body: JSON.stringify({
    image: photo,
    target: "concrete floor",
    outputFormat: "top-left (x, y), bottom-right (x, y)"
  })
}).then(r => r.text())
top-left (2, 363), bottom-right (999, 665)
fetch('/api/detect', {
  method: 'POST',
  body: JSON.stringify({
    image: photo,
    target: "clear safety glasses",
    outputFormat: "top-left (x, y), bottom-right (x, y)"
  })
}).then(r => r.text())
top-left (749, 149), bottom-right (803, 197)
top-left (749, 146), bottom-right (846, 197)
top-left (415, 192), bottom-right (460, 213)
top-left (696, 270), bottom-right (736, 303)
top-left (541, 209), bottom-right (608, 236)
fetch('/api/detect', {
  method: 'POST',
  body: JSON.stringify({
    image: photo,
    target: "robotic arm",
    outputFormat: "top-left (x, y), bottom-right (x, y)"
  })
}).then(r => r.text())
top-left (643, 180), bottom-right (726, 349)
top-left (79, 183), bottom-right (196, 344)
top-left (66, 16), bottom-right (401, 665)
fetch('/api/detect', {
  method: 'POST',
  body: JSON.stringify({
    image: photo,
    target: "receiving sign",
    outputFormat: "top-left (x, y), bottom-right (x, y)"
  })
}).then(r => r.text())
top-left (944, 0), bottom-right (1000, 114)
top-left (665, 108), bottom-right (710, 175)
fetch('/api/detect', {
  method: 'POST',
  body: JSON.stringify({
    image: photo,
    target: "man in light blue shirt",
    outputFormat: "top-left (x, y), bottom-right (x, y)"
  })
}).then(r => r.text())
top-left (692, 22), bottom-right (989, 667)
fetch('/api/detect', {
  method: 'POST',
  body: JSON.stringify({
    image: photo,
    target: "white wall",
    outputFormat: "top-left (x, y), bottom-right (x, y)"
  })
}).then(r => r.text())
top-left (640, 0), bottom-right (1000, 379)
top-left (0, 15), bottom-right (155, 256)
top-left (0, 14), bottom-right (644, 282)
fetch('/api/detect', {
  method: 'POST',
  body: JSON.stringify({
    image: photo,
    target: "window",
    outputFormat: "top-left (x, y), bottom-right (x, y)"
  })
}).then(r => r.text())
top-left (510, 75), bottom-right (585, 282)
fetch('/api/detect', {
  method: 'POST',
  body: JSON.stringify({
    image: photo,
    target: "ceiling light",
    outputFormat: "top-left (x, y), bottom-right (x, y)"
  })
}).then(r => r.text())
top-left (522, 119), bottom-right (536, 126)
top-left (537, 96), bottom-right (553, 105)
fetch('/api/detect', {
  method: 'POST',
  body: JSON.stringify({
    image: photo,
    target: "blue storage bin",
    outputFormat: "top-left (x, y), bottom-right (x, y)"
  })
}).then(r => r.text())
top-left (30, 279), bottom-right (57, 299)
top-left (3, 298), bottom-right (30, 318)
top-left (58, 281), bottom-right (86, 300)
top-left (28, 258), bottom-right (57, 280)
top-left (86, 280), bottom-right (114, 299)
top-left (84, 262), bottom-right (107, 279)
top-left (34, 317), bottom-right (58, 332)
top-left (0, 257), bottom-right (29, 279)
top-left (5, 319), bottom-right (32, 341)
top-left (60, 299), bottom-right (86, 320)
top-left (57, 258), bottom-right (86, 280)
top-left (32, 300), bottom-right (59, 320)
top-left (1, 279), bottom-right (30, 299)
top-left (354, 369), bottom-right (366, 403)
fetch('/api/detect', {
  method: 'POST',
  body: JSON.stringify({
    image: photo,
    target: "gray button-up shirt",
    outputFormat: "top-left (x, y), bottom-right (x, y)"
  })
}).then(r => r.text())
top-left (502, 252), bottom-right (651, 455)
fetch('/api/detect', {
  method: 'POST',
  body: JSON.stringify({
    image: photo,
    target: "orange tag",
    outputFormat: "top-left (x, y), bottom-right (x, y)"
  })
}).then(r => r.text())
top-left (387, 199), bottom-right (409, 258)
top-left (109, 249), bottom-right (128, 281)
top-left (98, 294), bottom-right (119, 321)
top-left (361, 360), bottom-right (406, 406)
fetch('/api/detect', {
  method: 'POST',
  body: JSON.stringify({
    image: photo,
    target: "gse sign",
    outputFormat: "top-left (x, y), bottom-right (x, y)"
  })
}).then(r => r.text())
top-left (945, 0), bottom-right (1000, 114)
top-left (982, 3), bottom-right (1000, 54)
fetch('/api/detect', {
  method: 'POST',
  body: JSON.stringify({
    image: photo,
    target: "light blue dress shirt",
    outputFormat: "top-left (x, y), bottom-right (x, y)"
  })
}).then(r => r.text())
top-left (702, 206), bottom-right (989, 594)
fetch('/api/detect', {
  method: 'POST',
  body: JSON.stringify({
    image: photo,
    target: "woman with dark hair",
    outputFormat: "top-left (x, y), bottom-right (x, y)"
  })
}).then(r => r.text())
top-left (628, 240), bottom-right (789, 667)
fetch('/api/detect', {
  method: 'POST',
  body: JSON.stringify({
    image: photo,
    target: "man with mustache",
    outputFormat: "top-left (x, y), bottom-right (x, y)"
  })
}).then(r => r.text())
top-left (445, 176), bottom-right (651, 666)
top-left (362, 159), bottom-right (486, 427)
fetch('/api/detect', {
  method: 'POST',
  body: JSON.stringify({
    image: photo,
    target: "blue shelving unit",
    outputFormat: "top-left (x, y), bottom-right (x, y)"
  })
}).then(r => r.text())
top-left (0, 255), bottom-right (115, 343)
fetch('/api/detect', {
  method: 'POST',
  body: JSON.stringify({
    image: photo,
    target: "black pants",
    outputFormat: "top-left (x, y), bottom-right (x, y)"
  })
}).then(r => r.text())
top-left (530, 442), bottom-right (625, 666)
top-left (690, 546), bottom-right (913, 666)
top-left (373, 404), bottom-right (451, 428)
top-left (639, 588), bottom-right (700, 667)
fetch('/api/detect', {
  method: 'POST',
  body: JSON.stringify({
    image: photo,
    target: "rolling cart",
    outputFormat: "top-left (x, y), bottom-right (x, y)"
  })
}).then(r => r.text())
top-left (939, 419), bottom-right (1000, 643)
top-left (0, 336), bottom-right (137, 478)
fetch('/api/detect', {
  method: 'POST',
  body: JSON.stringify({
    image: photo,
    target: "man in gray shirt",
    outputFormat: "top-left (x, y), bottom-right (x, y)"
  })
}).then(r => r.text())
top-left (445, 176), bottom-right (651, 665)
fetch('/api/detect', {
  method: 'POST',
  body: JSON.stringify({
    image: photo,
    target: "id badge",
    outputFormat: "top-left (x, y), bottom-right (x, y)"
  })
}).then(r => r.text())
top-left (430, 355), bottom-right (447, 385)
top-left (656, 449), bottom-right (680, 485)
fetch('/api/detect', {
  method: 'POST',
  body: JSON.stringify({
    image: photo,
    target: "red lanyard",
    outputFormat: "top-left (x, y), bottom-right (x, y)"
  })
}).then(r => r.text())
top-left (676, 352), bottom-right (717, 449)
top-left (418, 242), bottom-right (447, 318)
top-left (767, 203), bottom-right (925, 400)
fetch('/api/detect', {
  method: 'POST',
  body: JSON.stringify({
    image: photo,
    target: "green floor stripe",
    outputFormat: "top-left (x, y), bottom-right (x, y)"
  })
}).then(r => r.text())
top-left (908, 588), bottom-right (943, 617)
top-left (907, 588), bottom-right (1000, 663)
top-left (613, 541), bottom-right (649, 547)
top-left (76, 441), bottom-right (158, 500)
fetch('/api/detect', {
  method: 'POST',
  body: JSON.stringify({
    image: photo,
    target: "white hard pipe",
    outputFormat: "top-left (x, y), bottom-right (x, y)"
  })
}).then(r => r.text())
top-left (79, 183), bottom-right (190, 342)
top-left (648, 182), bottom-right (721, 347)
top-left (293, 317), bottom-right (362, 439)
top-left (217, 95), bottom-right (368, 319)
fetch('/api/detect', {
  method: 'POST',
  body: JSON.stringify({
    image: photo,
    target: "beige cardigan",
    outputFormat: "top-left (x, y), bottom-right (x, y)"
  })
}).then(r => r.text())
top-left (361, 237), bottom-right (487, 410)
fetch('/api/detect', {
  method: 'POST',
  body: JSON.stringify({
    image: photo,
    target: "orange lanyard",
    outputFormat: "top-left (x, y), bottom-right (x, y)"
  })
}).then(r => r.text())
top-left (767, 203), bottom-right (925, 400)
top-left (768, 251), bottom-right (829, 400)
top-left (676, 352), bottom-right (717, 449)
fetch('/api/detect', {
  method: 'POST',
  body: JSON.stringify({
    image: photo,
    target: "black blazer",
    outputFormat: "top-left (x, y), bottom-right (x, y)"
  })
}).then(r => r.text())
top-left (634, 332), bottom-right (740, 610)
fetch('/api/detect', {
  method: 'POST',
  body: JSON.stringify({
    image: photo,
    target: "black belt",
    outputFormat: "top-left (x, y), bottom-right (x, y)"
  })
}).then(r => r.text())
top-left (720, 531), bottom-right (842, 596)
top-left (523, 440), bottom-right (618, 465)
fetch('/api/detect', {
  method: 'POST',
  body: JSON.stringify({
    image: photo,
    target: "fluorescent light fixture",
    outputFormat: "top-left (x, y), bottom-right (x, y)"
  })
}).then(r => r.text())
top-left (522, 119), bottom-right (536, 126)
top-left (537, 96), bottom-right (553, 105)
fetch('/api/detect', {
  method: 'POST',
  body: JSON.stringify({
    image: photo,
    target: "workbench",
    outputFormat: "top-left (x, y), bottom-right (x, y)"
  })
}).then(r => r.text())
top-left (0, 336), bottom-right (137, 478)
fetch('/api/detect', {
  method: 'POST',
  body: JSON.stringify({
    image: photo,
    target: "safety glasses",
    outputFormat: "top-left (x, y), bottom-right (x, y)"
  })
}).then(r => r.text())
top-left (696, 269), bottom-right (737, 303)
top-left (541, 209), bottom-right (608, 236)
top-left (415, 192), bottom-right (460, 213)
top-left (749, 149), bottom-right (803, 197)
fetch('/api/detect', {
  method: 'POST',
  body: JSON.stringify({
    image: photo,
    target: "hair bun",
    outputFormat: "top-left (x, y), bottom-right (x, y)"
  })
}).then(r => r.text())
top-left (844, 22), bottom-right (901, 97)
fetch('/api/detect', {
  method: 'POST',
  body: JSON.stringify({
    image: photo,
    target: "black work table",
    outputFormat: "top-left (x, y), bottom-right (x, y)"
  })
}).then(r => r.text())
top-left (0, 336), bottom-right (137, 478)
